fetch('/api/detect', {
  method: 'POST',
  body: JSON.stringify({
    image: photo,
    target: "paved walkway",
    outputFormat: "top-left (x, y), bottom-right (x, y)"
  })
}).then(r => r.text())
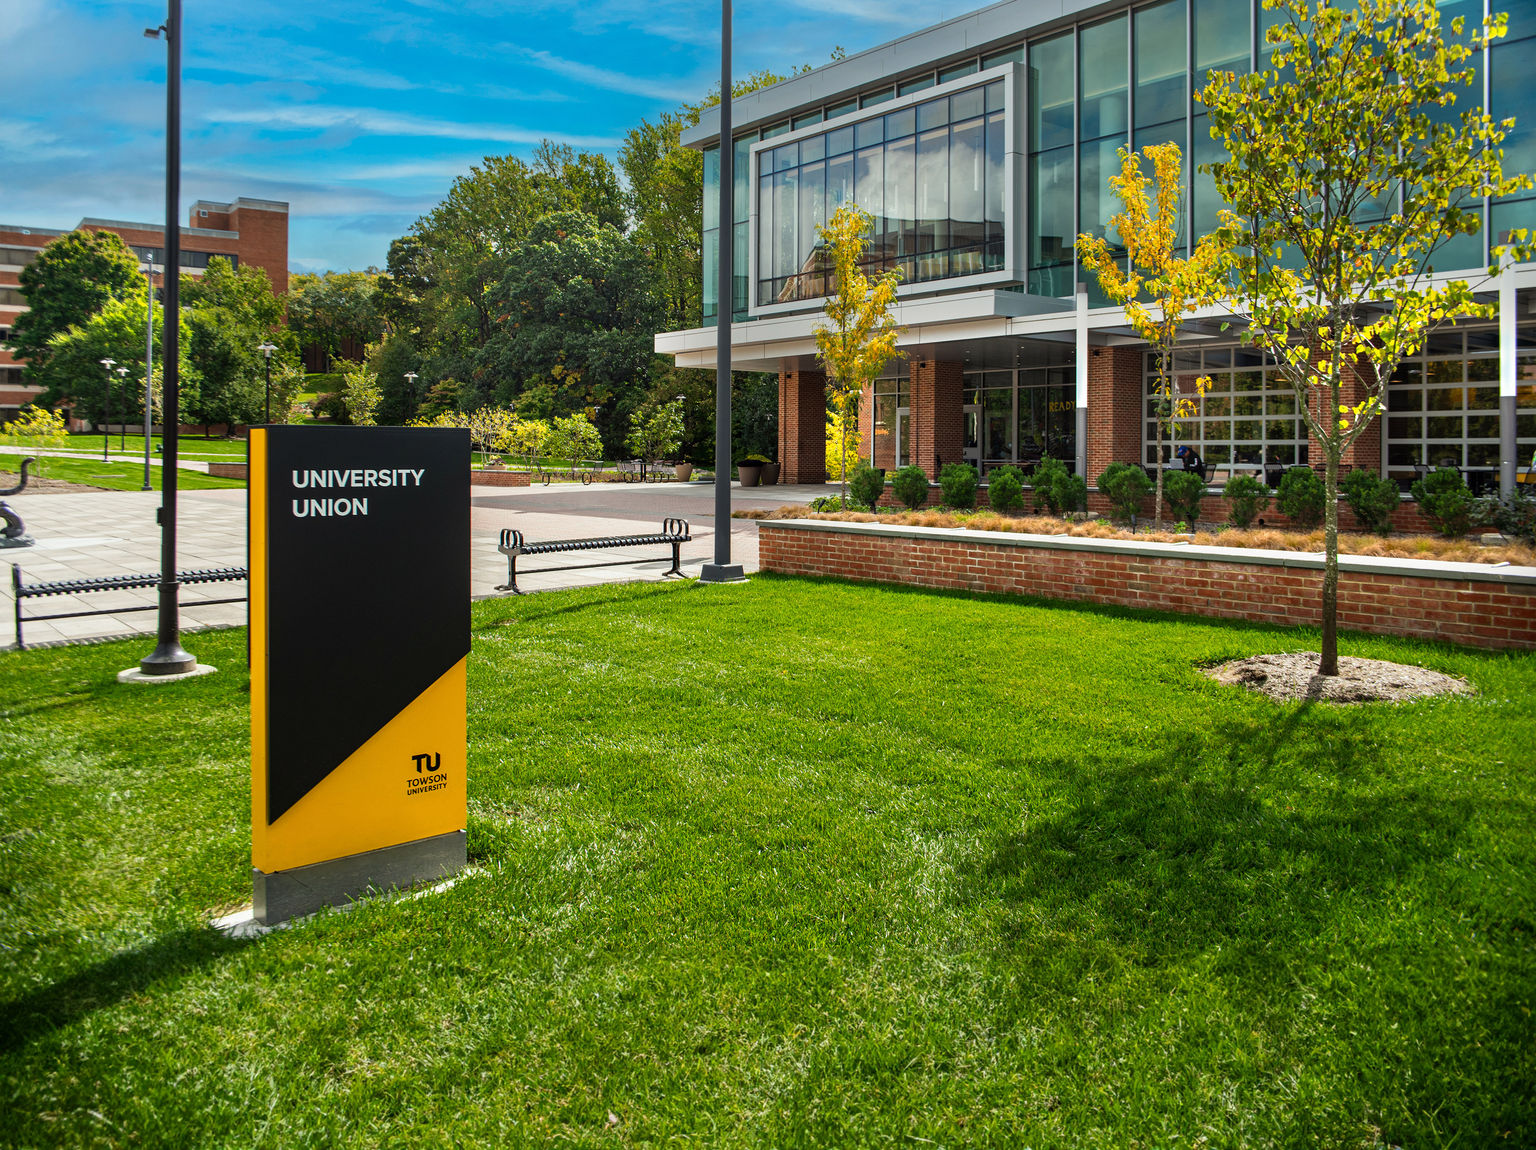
top-left (3, 479), bottom-right (826, 648)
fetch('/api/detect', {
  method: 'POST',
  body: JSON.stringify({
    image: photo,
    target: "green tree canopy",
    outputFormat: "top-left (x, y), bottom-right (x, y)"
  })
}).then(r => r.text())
top-left (481, 211), bottom-right (663, 455)
top-left (286, 270), bottom-right (383, 367)
top-left (11, 229), bottom-right (145, 381)
top-left (43, 297), bottom-right (193, 427)
top-left (1195, 0), bottom-right (1533, 674)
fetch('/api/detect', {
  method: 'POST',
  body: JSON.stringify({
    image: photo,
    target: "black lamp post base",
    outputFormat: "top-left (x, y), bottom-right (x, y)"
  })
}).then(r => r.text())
top-left (698, 563), bottom-right (747, 584)
top-left (140, 640), bottom-right (197, 676)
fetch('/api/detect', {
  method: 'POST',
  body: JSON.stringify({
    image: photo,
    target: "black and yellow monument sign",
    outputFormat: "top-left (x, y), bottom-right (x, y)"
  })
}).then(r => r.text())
top-left (249, 426), bottom-right (470, 923)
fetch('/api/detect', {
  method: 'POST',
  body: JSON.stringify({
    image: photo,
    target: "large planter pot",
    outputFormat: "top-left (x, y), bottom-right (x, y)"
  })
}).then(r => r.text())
top-left (675, 462), bottom-right (694, 481)
top-left (737, 463), bottom-right (763, 487)
top-left (761, 461), bottom-right (781, 486)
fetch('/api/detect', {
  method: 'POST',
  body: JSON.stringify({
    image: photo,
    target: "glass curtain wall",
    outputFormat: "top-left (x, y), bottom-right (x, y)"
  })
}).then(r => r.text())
top-left (702, 127), bottom-right (764, 323)
top-left (1078, 16), bottom-right (1130, 306)
top-left (1027, 33), bottom-right (1075, 295)
top-left (755, 80), bottom-right (1005, 306)
top-left (1145, 346), bottom-right (1309, 475)
top-left (1490, 0), bottom-right (1536, 246)
top-left (1190, 0), bottom-right (1251, 241)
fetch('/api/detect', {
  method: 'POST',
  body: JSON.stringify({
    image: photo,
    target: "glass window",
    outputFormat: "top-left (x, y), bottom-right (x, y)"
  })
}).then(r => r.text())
top-left (703, 228), bottom-right (718, 319)
top-left (885, 107), bottom-right (916, 140)
top-left (1030, 147), bottom-right (1075, 295)
top-left (761, 121), bottom-right (791, 139)
top-left (733, 133), bottom-right (755, 224)
top-left (982, 44), bottom-right (1025, 69)
top-left (856, 118), bottom-right (885, 149)
top-left (1079, 17), bottom-right (1129, 140)
top-left (1134, 0), bottom-right (1186, 130)
top-left (951, 116), bottom-right (987, 262)
top-left (793, 110), bottom-right (823, 129)
top-left (918, 99), bottom-right (949, 132)
top-left (703, 145), bottom-right (720, 231)
top-left (861, 88), bottom-right (895, 108)
top-left (952, 86), bottom-right (985, 123)
top-left (801, 133), bottom-right (825, 163)
top-left (898, 74), bottom-right (936, 95)
top-left (827, 126), bottom-right (855, 156)
top-left (825, 99), bottom-right (857, 121)
top-left (1193, 0), bottom-right (1251, 76)
top-left (939, 60), bottom-right (979, 82)
top-left (1029, 33), bottom-right (1075, 152)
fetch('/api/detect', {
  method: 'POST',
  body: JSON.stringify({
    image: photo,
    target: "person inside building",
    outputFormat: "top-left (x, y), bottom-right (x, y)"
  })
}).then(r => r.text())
top-left (1175, 444), bottom-right (1208, 481)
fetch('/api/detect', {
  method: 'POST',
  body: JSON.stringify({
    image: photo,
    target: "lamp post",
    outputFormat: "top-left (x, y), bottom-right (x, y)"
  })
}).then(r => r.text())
top-left (116, 367), bottom-right (130, 450)
top-left (139, 0), bottom-right (199, 677)
top-left (258, 341), bottom-right (277, 424)
top-left (699, 0), bottom-right (744, 584)
top-left (142, 260), bottom-right (155, 491)
top-left (404, 371), bottom-right (418, 416)
top-left (99, 358), bottom-right (116, 460)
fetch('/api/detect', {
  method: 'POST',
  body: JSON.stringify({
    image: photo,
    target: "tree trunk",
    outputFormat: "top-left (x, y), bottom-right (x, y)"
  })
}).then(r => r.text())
top-left (1320, 414), bottom-right (1341, 677)
top-left (1154, 420), bottom-right (1165, 531)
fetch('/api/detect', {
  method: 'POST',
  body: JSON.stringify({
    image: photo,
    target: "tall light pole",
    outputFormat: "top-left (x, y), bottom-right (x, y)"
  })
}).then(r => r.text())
top-left (699, 0), bottom-right (744, 584)
top-left (116, 367), bottom-right (130, 450)
top-left (258, 341), bottom-right (277, 424)
top-left (99, 358), bottom-right (116, 460)
top-left (140, 0), bottom-right (198, 677)
top-left (404, 371), bottom-right (418, 418)
top-left (142, 260), bottom-right (155, 491)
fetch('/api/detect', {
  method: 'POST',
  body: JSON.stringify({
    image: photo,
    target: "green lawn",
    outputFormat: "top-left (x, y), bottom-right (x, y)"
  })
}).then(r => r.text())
top-left (9, 454), bottom-right (244, 491)
top-left (1, 577), bottom-right (1532, 1146)
top-left (39, 432), bottom-right (252, 461)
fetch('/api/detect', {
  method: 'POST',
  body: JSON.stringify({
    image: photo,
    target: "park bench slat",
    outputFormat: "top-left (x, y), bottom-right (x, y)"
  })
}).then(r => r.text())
top-left (496, 520), bottom-right (690, 595)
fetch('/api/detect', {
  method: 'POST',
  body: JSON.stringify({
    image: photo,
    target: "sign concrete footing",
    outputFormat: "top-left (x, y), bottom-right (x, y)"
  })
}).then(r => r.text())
top-left (253, 829), bottom-right (467, 925)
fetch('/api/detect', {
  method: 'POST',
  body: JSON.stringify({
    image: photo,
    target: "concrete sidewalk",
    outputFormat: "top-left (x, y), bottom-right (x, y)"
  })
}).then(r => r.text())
top-left (3, 479), bottom-right (824, 648)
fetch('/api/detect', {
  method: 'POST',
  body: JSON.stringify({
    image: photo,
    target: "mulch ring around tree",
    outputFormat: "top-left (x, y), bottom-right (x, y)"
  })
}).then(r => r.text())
top-left (1204, 651), bottom-right (1475, 704)
top-left (0, 469), bottom-right (110, 494)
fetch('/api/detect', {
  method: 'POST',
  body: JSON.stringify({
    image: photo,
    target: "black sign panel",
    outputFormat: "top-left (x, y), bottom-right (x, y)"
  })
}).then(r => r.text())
top-left (255, 426), bottom-right (470, 823)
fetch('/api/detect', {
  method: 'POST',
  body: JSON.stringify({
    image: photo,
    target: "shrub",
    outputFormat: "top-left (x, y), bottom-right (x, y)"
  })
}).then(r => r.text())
top-left (1032, 456), bottom-right (1069, 515)
top-left (1411, 466), bottom-right (1475, 537)
top-left (1276, 465), bottom-right (1325, 527)
top-left (2, 404), bottom-right (68, 477)
top-left (938, 462), bottom-right (978, 509)
top-left (1475, 487), bottom-right (1536, 544)
top-left (313, 392), bottom-right (348, 422)
top-left (891, 464), bottom-right (931, 510)
top-left (849, 463), bottom-right (886, 510)
top-left (1340, 467), bottom-right (1400, 535)
top-left (1162, 469), bottom-right (1205, 526)
top-left (810, 495), bottom-right (857, 512)
top-left (1095, 461), bottom-right (1153, 524)
top-left (1057, 473), bottom-right (1089, 515)
top-left (1223, 473), bottom-right (1270, 528)
top-left (986, 465), bottom-right (1025, 513)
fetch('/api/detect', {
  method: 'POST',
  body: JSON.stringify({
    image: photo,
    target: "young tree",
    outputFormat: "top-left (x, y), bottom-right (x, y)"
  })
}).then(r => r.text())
top-left (813, 205), bottom-right (905, 507)
top-left (626, 396), bottom-right (685, 471)
top-left (1197, 0), bottom-right (1532, 675)
top-left (1078, 143), bottom-right (1225, 530)
top-left (342, 360), bottom-right (382, 427)
top-left (11, 229), bottom-right (144, 381)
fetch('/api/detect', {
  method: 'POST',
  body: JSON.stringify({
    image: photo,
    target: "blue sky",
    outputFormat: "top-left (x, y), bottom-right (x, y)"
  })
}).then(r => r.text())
top-left (2, 0), bottom-right (987, 275)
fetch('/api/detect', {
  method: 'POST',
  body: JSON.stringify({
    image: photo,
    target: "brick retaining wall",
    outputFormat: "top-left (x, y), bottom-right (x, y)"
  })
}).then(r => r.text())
top-left (470, 469), bottom-right (531, 487)
top-left (758, 519), bottom-right (1536, 652)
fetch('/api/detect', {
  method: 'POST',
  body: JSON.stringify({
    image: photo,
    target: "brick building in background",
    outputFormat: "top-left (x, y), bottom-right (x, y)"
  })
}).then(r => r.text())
top-left (0, 196), bottom-right (288, 420)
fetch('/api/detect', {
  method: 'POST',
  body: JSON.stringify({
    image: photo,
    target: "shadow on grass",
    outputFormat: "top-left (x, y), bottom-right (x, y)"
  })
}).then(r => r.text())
top-left (473, 581), bottom-right (684, 631)
top-left (0, 927), bottom-right (251, 1056)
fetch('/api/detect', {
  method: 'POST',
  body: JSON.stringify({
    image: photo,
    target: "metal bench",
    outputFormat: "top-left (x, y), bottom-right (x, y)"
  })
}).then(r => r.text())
top-left (495, 519), bottom-right (690, 595)
top-left (11, 564), bottom-right (247, 649)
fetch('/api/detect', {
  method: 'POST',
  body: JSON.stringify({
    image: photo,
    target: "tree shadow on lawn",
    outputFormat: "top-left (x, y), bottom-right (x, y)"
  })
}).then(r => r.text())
top-left (962, 724), bottom-right (1535, 1138)
top-left (473, 580), bottom-right (684, 632)
top-left (0, 927), bottom-right (252, 1057)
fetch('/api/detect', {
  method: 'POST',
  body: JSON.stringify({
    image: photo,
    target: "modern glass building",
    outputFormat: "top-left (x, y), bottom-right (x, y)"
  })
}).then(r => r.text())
top-left (656, 0), bottom-right (1536, 495)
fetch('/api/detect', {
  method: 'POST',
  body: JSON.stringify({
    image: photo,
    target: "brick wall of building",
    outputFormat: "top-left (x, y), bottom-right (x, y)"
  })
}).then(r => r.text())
top-left (779, 367), bottom-right (829, 484)
top-left (911, 358), bottom-right (963, 478)
top-left (1087, 345), bottom-right (1144, 477)
top-left (758, 521), bottom-right (1536, 651)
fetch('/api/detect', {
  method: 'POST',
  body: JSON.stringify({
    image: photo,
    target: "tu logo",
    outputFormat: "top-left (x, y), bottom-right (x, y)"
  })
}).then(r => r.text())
top-left (412, 752), bottom-right (441, 773)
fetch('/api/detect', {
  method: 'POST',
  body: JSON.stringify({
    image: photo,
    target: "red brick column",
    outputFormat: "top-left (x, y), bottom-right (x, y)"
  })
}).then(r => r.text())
top-left (911, 358), bottom-right (963, 478)
top-left (1340, 356), bottom-right (1380, 470)
top-left (1086, 345), bottom-right (1144, 480)
top-left (779, 367), bottom-right (828, 485)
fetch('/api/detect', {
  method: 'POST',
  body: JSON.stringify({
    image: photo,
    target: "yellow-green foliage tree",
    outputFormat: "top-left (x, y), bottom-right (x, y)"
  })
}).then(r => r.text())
top-left (1079, 142), bottom-right (1224, 530)
top-left (342, 360), bottom-right (382, 427)
top-left (1197, 0), bottom-right (1532, 675)
top-left (813, 206), bottom-right (904, 506)
top-left (825, 409), bottom-right (864, 482)
top-left (2, 405), bottom-right (69, 477)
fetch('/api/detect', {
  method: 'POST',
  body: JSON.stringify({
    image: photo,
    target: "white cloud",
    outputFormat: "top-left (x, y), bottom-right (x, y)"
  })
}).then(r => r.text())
top-left (201, 104), bottom-right (620, 148)
top-left (504, 46), bottom-right (704, 103)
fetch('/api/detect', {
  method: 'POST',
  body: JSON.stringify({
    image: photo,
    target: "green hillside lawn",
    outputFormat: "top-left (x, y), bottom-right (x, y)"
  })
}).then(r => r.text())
top-left (9, 454), bottom-right (244, 491)
top-left (1, 576), bottom-right (1531, 1147)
